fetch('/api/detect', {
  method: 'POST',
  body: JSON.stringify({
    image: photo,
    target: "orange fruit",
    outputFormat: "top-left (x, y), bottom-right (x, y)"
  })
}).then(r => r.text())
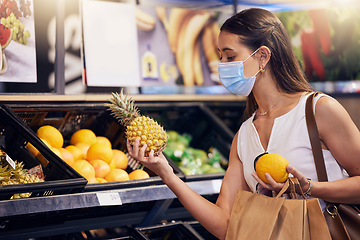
top-left (72, 159), bottom-right (96, 180)
top-left (65, 145), bottom-right (83, 161)
top-left (90, 159), bottom-right (111, 178)
top-left (87, 178), bottom-right (99, 184)
top-left (58, 148), bottom-right (75, 166)
top-left (70, 129), bottom-right (97, 146)
top-left (129, 169), bottom-right (150, 180)
top-left (50, 147), bottom-right (62, 158)
top-left (75, 142), bottom-right (91, 159)
top-left (105, 169), bottom-right (129, 182)
top-left (112, 149), bottom-right (128, 170)
top-left (87, 142), bottom-right (113, 164)
top-left (96, 136), bottom-right (112, 148)
top-left (26, 142), bottom-right (39, 156)
top-left (96, 178), bottom-right (108, 183)
top-left (36, 125), bottom-right (64, 148)
top-left (109, 158), bottom-right (116, 170)
top-left (255, 153), bottom-right (289, 184)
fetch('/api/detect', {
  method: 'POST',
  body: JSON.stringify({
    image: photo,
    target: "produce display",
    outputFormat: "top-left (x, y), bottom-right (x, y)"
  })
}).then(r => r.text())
top-left (26, 125), bottom-right (150, 184)
top-left (164, 130), bottom-right (226, 175)
top-left (107, 89), bottom-right (168, 156)
top-left (0, 152), bottom-right (44, 199)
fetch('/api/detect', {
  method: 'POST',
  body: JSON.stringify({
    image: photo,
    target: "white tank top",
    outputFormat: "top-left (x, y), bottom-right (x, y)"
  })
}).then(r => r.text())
top-left (237, 92), bottom-right (348, 209)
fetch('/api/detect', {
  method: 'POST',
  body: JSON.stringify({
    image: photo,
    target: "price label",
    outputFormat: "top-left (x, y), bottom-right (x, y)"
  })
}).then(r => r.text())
top-left (211, 179), bottom-right (222, 193)
top-left (96, 191), bottom-right (122, 206)
top-left (6, 154), bottom-right (15, 169)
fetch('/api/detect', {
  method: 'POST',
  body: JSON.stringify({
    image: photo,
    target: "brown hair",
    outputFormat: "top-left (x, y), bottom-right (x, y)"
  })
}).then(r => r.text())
top-left (220, 8), bottom-right (313, 119)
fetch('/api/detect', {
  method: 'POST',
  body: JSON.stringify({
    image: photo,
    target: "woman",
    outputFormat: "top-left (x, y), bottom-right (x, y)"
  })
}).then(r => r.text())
top-left (128, 8), bottom-right (360, 240)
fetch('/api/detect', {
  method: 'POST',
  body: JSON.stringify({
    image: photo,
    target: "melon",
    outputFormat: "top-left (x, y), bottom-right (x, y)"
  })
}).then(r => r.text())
top-left (0, 24), bottom-right (12, 49)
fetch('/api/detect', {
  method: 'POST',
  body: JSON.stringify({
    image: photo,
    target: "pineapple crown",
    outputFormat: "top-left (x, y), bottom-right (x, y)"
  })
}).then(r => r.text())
top-left (106, 89), bottom-right (140, 126)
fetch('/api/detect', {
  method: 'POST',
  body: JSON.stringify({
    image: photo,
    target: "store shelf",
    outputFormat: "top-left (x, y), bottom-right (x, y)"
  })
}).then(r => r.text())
top-left (0, 179), bottom-right (221, 239)
top-left (0, 179), bottom-right (222, 218)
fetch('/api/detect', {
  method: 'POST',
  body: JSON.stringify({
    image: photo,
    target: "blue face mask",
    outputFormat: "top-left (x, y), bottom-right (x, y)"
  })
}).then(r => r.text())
top-left (218, 48), bottom-right (261, 96)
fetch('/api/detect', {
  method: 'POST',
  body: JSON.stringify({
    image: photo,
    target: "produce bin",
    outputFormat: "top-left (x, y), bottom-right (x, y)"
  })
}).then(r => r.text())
top-left (134, 222), bottom-right (204, 240)
top-left (0, 105), bottom-right (87, 201)
top-left (7, 102), bottom-right (185, 191)
top-left (9, 101), bottom-right (234, 185)
top-left (186, 221), bottom-right (218, 240)
top-left (139, 102), bottom-right (234, 181)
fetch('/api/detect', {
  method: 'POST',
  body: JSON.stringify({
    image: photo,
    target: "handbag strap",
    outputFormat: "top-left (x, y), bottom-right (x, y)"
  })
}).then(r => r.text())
top-left (305, 92), bottom-right (329, 182)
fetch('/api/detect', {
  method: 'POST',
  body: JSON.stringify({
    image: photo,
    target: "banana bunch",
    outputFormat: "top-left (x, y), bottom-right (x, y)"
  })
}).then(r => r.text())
top-left (156, 7), bottom-right (221, 86)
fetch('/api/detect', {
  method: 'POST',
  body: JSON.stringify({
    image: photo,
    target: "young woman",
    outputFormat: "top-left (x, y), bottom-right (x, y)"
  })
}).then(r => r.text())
top-left (128, 8), bottom-right (360, 240)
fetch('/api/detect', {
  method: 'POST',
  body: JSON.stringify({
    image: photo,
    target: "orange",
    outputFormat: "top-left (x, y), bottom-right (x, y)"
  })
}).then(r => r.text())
top-left (72, 159), bottom-right (96, 180)
top-left (75, 142), bottom-right (91, 159)
top-left (70, 129), bottom-right (97, 146)
top-left (58, 148), bottom-right (75, 166)
top-left (87, 142), bottom-right (113, 164)
top-left (129, 169), bottom-right (150, 180)
top-left (255, 153), bottom-right (289, 184)
top-left (89, 159), bottom-right (111, 178)
top-left (36, 125), bottom-right (64, 148)
top-left (96, 136), bottom-right (112, 148)
top-left (87, 177), bottom-right (99, 184)
top-left (109, 158), bottom-right (116, 170)
top-left (112, 149), bottom-right (128, 170)
top-left (40, 138), bottom-right (52, 149)
top-left (50, 147), bottom-right (62, 158)
top-left (65, 145), bottom-right (83, 161)
top-left (105, 169), bottom-right (129, 182)
top-left (26, 142), bottom-right (39, 156)
top-left (96, 178), bottom-right (108, 183)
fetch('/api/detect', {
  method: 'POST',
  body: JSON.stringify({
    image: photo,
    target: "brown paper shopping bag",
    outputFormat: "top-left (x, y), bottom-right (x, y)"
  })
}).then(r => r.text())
top-left (225, 178), bottom-right (331, 240)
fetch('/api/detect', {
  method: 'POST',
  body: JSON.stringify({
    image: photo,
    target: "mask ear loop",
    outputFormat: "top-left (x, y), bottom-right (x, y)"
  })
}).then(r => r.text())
top-left (243, 47), bottom-right (260, 63)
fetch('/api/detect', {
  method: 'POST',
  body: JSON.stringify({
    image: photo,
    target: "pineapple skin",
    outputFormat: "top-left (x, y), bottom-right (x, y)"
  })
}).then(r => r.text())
top-left (126, 116), bottom-right (168, 156)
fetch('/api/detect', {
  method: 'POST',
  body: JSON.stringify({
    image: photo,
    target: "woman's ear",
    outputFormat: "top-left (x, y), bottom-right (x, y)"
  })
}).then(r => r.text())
top-left (258, 46), bottom-right (271, 69)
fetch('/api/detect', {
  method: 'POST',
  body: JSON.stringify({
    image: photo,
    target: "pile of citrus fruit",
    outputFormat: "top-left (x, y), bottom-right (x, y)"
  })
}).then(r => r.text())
top-left (26, 125), bottom-right (150, 184)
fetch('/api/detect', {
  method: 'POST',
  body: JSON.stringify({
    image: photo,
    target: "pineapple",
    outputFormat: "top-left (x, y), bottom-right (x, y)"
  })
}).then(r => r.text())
top-left (106, 89), bottom-right (168, 156)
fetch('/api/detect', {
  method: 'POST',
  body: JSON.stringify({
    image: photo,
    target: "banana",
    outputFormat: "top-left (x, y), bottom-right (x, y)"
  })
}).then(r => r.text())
top-left (193, 40), bottom-right (204, 86)
top-left (176, 12), bottom-right (211, 86)
top-left (135, 7), bottom-right (156, 31)
top-left (202, 21), bottom-right (220, 74)
top-left (155, 7), bottom-right (169, 32)
top-left (167, 8), bottom-right (192, 53)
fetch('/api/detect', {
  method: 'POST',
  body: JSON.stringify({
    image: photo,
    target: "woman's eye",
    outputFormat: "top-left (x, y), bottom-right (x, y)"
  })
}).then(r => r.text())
top-left (227, 56), bottom-right (235, 61)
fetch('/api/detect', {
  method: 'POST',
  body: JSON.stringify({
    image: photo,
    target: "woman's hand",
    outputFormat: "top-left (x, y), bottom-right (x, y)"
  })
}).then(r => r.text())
top-left (127, 138), bottom-right (173, 179)
top-left (251, 165), bottom-right (311, 194)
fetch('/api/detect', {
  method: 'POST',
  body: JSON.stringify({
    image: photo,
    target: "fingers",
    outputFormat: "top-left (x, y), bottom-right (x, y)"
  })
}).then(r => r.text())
top-left (286, 165), bottom-right (310, 192)
top-left (251, 172), bottom-right (285, 192)
top-left (127, 138), bottom-right (147, 162)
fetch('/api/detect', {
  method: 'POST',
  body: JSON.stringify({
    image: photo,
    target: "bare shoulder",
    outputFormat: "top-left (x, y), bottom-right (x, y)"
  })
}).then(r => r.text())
top-left (315, 95), bottom-right (351, 124)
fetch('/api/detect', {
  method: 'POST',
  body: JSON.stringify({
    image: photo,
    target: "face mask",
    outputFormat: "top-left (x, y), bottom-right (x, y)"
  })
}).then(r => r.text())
top-left (218, 48), bottom-right (261, 96)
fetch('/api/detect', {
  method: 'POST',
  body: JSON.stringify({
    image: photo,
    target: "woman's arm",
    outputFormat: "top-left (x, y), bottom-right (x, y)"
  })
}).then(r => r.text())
top-left (309, 96), bottom-right (360, 204)
top-left (128, 132), bottom-right (248, 240)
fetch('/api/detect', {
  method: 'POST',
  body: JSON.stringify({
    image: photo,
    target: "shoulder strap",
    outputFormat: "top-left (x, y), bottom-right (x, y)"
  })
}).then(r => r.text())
top-left (305, 92), bottom-right (328, 182)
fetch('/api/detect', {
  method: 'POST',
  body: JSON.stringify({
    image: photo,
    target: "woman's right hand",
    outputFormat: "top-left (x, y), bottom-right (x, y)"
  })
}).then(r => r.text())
top-left (127, 138), bottom-right (173, 179)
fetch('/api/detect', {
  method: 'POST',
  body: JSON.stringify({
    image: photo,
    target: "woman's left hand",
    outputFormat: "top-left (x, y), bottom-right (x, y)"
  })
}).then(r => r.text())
top-left (251, 165), bottom-right (311, 194)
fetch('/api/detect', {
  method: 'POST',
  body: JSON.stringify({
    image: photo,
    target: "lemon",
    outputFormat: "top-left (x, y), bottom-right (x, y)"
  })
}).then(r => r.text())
top-left (255, 152), bottom-right (289, 183)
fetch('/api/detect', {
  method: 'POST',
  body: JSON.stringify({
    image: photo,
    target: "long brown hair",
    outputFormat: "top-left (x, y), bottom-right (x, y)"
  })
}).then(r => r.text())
top-left (220, 8), bottom-right (313, 119)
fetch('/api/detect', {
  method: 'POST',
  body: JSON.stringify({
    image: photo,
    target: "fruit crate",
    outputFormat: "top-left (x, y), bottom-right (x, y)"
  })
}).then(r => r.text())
top-left (0, 105), bottom-right (87, 201)
top-left (9, 101), bottom-right (234, 184)
top-left (139, 102), bottom-right (234, 181)
top-left (134, 221), bottom-right (205, 240)
top-left (7, 102), bottom-right (185, 192)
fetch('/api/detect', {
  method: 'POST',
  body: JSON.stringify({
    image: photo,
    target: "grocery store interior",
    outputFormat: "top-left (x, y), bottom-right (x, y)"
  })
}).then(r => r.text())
top-left (0, 0), bottom-right (359, 239)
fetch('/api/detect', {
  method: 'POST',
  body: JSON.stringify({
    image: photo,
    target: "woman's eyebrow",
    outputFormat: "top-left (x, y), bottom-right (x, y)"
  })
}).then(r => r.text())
top-left (218, 47), bottom-right (234, 52)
